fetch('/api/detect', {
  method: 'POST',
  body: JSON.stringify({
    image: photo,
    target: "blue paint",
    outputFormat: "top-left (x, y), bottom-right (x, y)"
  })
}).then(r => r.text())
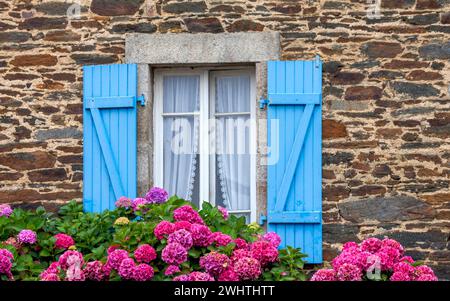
top-left (267, 60), bottom-right (323, 264)
top-left (83, 64), bottom-right (138, 212)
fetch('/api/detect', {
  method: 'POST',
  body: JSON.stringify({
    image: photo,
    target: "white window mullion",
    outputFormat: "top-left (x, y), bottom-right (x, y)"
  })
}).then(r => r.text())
top-left (199, 70), bottom-right (210, 209)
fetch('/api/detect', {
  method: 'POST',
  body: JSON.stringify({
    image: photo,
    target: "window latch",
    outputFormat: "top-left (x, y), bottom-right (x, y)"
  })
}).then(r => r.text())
top-left (259, 98), bottom-right (269, 110)
top-left (136, 94), bottom-right (146, 106)
top-left (259, 213), bottom-right (267, 226)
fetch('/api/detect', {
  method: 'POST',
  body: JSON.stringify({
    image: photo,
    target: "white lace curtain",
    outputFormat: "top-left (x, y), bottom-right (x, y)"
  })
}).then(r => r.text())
top-left (215, 75), bottom-right (251, 215)
top-left (163, 75), bottom-right (199, 202)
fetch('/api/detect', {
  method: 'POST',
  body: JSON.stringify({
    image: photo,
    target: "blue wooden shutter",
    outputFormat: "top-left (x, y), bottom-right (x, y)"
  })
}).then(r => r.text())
top-left (83, 64), bottom-right (139, 212)
top-left (266, 58), bottom-right (323, 263)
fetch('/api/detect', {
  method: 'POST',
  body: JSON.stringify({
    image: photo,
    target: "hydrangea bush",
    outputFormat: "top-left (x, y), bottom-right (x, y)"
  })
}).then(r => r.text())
top-left (0, 187), bottom-right (307, 281)
top-left (310, 238), bottom-right (438, 281)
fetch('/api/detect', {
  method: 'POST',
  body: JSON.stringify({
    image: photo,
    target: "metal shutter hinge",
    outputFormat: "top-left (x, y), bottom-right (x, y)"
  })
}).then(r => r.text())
top-left (259, 98), bottom-right (269, 110)
top-left (259, 213), bottom-right (267, 226)
top-left (137, 94), bottom-right (146, 106)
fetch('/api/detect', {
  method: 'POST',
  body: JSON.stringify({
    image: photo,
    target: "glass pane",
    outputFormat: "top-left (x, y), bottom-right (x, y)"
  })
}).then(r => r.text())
top-left (163, 75), bottom-right (200, 113)
top-left (215, 75), bottom-right (250, 113)
top-left (163, 116), bottom-right (199, 207)
top-left (215, 115), bottom-right (251, 213)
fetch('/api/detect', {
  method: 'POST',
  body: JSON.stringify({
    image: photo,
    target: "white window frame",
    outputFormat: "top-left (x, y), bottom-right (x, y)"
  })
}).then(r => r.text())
top-left (153, 66), bottom-right (257, 222)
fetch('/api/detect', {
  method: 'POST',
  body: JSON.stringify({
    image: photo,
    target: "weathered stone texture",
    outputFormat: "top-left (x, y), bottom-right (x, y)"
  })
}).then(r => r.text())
top-left (0, 0), bottom-right (449, 278)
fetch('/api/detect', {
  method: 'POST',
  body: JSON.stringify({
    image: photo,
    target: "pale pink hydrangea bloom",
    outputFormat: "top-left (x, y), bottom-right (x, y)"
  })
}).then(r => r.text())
top-left (58, 250), bottom-right (84, 270)
top-left (217, 206), bottom-right (229, 220)
top-left (115, 196), bottom-right (132, 208)
top-left (0, 204), bottom-right (13, 218)
top-left (233, 257), bottom-right (261, 280)
top-left (310, 269), bottom-right (337, 281)
top-left (65, 253), bottom-right (85, 281)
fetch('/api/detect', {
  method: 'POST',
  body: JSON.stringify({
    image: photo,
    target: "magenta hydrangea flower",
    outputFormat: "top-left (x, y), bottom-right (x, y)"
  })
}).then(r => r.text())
top-left (200, 252), bottom-right (230, 276)
top-left (173, 205), bottom-right (204, 224)
top-left (400, 256), bottom-right (415, 264)
top-left (414, 265), bottom-right (437, 281)
top-left (173, 274), bottom-right (190, 281)
top-left (332, 246), bottom-right (371, 271)
top-left (54, 233), bottom-right (75, 250)
top-left (134, 244), bottom-right (157, 263)
top-left (393, 261), bottom-right (415, 276)
top-left (233, 257), bottom-right (261, 280)
top-left (262, 232), bottom-right (282, 248)
top-left (107, 245), bottom-right (120, 254)
top-left (131, 197), bottom-right (150, 211)
top-left (118, 258), bottom-right (136, 280)
top-left (106, 249), bottom-right (129, 270)
top-left (218, 206), bottom-right (229, 220)
top-left (145, 187), bottom-right (168, 204)
top-left (234, 238), bottom-right (249, 250)
top-left (416, 274), bottom-right (438, 281)
top-left (360, 238), bottom-right (382, 253)
top-left (250, 240), bottom-right (279, 267)
top-left (115, 196), bottom-right (132, 208)
top-left (0, 252), bottom-right (13, 279)
top-left (168, 229), bottom-right (193, 249)
top-left (390, 271), bottom-right (411, 281)
top-left (231, 249), bottom-right (252, 263)
top-left (58, 250), bottom-right (84, 270)
top-left (174, 221), bottom-right (192, 231)
top-left (133, 263), bottom-right (154, 281)
top-left (84, 261), bottom-right (109, 281)
top-left (342, 241), bottom-right (359, 251)
top-left (0, 249), bottom-right (13, 260)
top-left (154, 221), bottom-right (176, 240)
top-left (208, 232), bottom-right (233, 247)
top-left (218, 267), bottom-right (239, 281)
top-left (40, 273), bottom-right (60, 281)
top-left (188, 271), bottom-right (215, 281)
top-left (310, 269), bottom-right (337, 281)
top-left (39, 262), bottom-right (60, 281)
top-left (336, 263), bottom-right (362, 281)
top-left (381, 238), bottom-right (404, 256)
top-left (17, 229), bottom-right (37, 244)
top-left (0, 204), bottom-right (13, 218)
top-left (190, 223), bottom-right (212, 247)
top-left (162, 243), bottom-right (188, 265)
top-left (376, 246), bottom-right (401, 271)
top-left (165, 265), bottom-right (181, 276)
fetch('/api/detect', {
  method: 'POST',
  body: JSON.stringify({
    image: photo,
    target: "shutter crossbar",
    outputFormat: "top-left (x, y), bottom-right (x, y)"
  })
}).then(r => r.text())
top-left (268, 93), bottom-right (321, 105)
top-left (86, 96), bottom-right (137, 109)
top-left (268, 211), bottom-right (321, 224)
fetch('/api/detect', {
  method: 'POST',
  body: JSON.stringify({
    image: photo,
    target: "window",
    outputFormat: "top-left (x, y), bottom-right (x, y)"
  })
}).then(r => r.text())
top-left (154, 67), bottom-right (256, 222)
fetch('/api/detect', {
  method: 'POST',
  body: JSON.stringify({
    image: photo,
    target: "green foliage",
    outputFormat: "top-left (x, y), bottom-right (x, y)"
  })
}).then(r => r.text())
top-left (0, 199), bottom-right (308, 281)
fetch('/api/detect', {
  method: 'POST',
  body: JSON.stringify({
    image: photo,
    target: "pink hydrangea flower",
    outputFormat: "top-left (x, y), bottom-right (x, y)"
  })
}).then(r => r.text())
top-left (54, 233), bottom-right (75, 250)
top-left (168, 229), bottom-right (193, 249)
top-left (231, 249), bottom-right (252, 263)
top-left (208, 232), bottom-right (233, 247)
top-left (0, 253), bottom-right (13, 279)
top-left (40, 273), bottom-right (60, 281)
top-left (58, 250), bottom-right (84, 270)
top-left (376, 246), bottom-right (401, 271)
top-left (0, 204), bottom-right (13, 218)
top-left (381, 238), bottom-right (404, 256)
top-left (84, 261), bottom-right (108, 281)
top-left (17, 229), bottom-right (37, 244)
top-left (310, 269), bottom-right (337, 281)
top-left (234, 238), bottom-right (249, 250)
top-left (332, 247), bottom-right (371, 271)
top-left (106, 249), bottom-right (129, 270)
top-left (416, 274), bottom-right (438, 281)
top-left (188, 271), bottom-right (215, 281)
top-left (165, 265), bottom-right (181, 276)
top-left (400, 256), bottom-right (415, 264)
top-left (360, 238), bottom-right (382, 253)
top-left (173, 205), bottom-right (204, 224)
top-left (115, 196), bottom-right (132, 208)
top-left (190, 223), bottom-right (212, 247)
top-left (200, 252), bottom-right (230, 276)
top-left (118, 258), bottom-right (136, 280)
top-left (218, 206), bottom-right (229, 220)
top-left (145, 187), bottom-right (168, 204)
top-left (107, 245), bottom-right (120, 254)
top-left (65, 253), bottom-right (85, 281)
top-left (173, 274), bottom-right (190, 281)
top-left (233, 257), bottom-right (261, 280)
top-left (154, 221), bottom-right (175, 240)
top-left (131, 197), bottom-right (150, 211)
top-left (133, 263), bottom-right (154, 281)
top-left (134, 244), bottom-right (157, 263)
top-left (393, 262), bottom-right (415, 276)
top-left (262, 232), bottom-right (281, 248)
top-left (0, 249), bottom-right (13, 260)
top-left (162, 243), bottom-right (188, 265)
top-left (390, 272), bottom-right (411, 281)
top-left (414, 265), bottom-right (437, 281)
top-left (174, 221), bottom-right (192, 231)
top-left (250, 240), bottom-right (279, 266)
top-left (336, 263), bottom-right (362, 281)
top-left (342, 241), bottom-right (359, 251)
top-left (218, 267), bottom-right (239, 281)
top-left (3, 237), bottom-right (20, 249)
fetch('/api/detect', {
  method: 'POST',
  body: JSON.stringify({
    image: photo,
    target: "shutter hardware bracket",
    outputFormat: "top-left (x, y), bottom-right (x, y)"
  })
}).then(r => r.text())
top-left (259, 213), bottom-right (267, 226)
top-left (137, 94), bottom-right (146, 106)
top-left (259, 98), bottom-right (269, 110)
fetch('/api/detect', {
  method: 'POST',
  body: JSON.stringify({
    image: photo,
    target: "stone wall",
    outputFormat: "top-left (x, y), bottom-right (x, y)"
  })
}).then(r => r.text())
top-left (0, 0), bottom-right (449, 278)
